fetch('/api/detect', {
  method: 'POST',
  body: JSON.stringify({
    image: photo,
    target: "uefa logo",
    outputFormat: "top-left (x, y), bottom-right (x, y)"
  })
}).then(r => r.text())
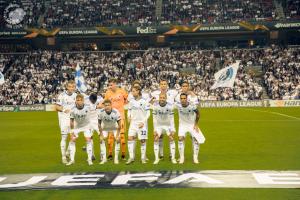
top-left (3, 4), bottom-right (26, 29)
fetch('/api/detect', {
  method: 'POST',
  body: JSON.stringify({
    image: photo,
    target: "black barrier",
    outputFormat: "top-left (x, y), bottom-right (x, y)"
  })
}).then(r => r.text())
top-left (1, 20), bottom-right (300, 39)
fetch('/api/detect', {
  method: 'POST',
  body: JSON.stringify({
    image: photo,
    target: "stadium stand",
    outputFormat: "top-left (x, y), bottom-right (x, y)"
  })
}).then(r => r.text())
top-left (160, 0), bottom-right (277, 25)
top-left (263, 46), bottom-right (300, 100)
top-left (1, 47), bottom-right (299, 105)
top-left (284, 0), bottom-right (300, 19)
top-left (1, 0), bottom-right (291, 28)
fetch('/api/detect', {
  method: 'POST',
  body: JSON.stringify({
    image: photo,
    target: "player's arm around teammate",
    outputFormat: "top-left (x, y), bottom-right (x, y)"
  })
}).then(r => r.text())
top-left (55, 80), bottom-right (76, 165)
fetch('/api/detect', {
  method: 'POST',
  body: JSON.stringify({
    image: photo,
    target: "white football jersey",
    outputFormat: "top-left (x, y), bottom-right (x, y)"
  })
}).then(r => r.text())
top-left (175, 92), bottom-right (199, 105)
top-left (98, 108), bottom-right (121, 130)
top-left (176, 103), bottom-right (198, 125)
top-left (70, 105), bottom-right (91, 128)
top-left (128, 97), bottom-right (150, 123)
top-left (152, 102), bottom-right (174, 127)
top-left (56, 91), bottom-right (77, 119)
top-left (151, 89), bottom-right (178, 104)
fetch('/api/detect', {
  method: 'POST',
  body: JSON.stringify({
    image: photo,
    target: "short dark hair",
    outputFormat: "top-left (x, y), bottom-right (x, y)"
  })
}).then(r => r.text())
top-left (103, 99), bottom-right (111, 105)
top-left (89, 93), bottom-right (97, 102)
top-left (181, 81), bottom-right (189, 86)
top-left (108, 78), bottom-right (118, 83)
top-left (65, 80), bottom-right (75, 87)
top-left (180, 93), bottom-right (188, 98)
top-left (160, 79), bottom-right (168, 83)
top-left (132, 80), bottom-right (141, 86)
top-left (76, 94), bottom-right (84, 100)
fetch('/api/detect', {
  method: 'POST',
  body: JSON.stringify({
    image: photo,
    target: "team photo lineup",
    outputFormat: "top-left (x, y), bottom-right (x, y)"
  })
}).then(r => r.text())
top-left (1, 0), bottom-right (300, 199)
top-left (56, 78), bottom-right (205, 166)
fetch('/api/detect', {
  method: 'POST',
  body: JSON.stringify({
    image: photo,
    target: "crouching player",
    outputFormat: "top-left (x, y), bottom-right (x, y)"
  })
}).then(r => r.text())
top-left (67, 94), bottom-right (94, 166)
top-left (177, 93), bottom-right (205, 164)
top-left (152, 93), bottom-right (177, 164)
top-left (126, 86), bottom-right (150, 164)
top-left (98, 99), bottom-right (121, 164)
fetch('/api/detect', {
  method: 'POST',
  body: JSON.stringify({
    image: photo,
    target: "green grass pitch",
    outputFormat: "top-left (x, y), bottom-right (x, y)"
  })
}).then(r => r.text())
top-left (0, 107), bottom-right (300, 199)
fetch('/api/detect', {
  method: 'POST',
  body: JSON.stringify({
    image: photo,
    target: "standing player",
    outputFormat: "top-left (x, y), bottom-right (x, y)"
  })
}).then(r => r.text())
top-left (126, 86), bottom-right (150, 164)
top-left (151, 79), bottom-right (178, 159)
top-left (83, 93), bottom-right (103, 159)
top-left (151, 79), bottom-right (178, 104)
top-left (67, 94), bottom-right (94, 166)
top-left (55, 80), bottom-right (77, 164)
top-left (177, 93), bottom-right (205, 164)
top-left (128, 80), bottom-right (151, 102)
top-left (152, 93), bottom-right (177, 164)
top-left (175, 81), bottom-right (199, 105)
top-left (98, 100), bottom-right (121, 164)
top-left (104, 79), bottom-right (127, 160)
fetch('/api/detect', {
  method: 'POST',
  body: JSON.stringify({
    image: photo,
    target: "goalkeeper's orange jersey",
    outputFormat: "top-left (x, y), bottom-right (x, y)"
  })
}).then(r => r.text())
top-left (104, 88), bottom-right (128, 119)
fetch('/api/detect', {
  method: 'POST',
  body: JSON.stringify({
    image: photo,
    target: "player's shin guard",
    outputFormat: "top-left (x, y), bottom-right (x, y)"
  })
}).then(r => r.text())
top-left (60, 134), bottom-right (68, 158)
top-left (178, 140), bottom-right (185, 161)
top-left (90, 139), bottom-right (95, 157)
top-left (170, 141), bottom-right (176, 160)
top-left (133, 139), bottom-right (136, 159)
top-left (108, 134), bottom-right (114, 156)
top-left (120, 133), bottom-right (126, 156)
top-left (193, 139), bottom-right (200, 159)
top-left (86, 141), bottom-right (92, 161)
top-left (141, 141), bottom-right (146, 161)
top-left (69, 141), bottom-right (76, 162)
top-left (154, 141), bottom-right (159, 161)
top-left (115, 142), bottom-right (120, 160)
top-left (159, 137), bottom-right (163, 157)
top-left (128, 140), bottom-right (135, 160)
top-left (100, 141), bottom-right (106, 161)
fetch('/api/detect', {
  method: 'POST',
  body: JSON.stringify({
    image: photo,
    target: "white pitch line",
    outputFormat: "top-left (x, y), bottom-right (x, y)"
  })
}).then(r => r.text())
top-left (243, 108), bottom-right (300, 121)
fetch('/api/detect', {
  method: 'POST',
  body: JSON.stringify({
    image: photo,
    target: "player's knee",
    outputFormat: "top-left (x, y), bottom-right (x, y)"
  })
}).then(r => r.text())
top-left (85, 137), bottom-right (91, 142)
top-left (61, 134), bottom-right (68, 141)
top-left (109, 133), bottom-right (114, 139)
top-left (120, 134), bottom-right (125, 140)
top-left (140, 139), bottom-right (146, 143)
top-left (154, 133), bottom-right (159, 141)
top-left (193, 139), bottom-right (199, 145)
top-left (169, 135), bottom-right (174, 141)
top-left (128, 136), bottom-right (134, 141)
top-left (179, 136), bottom-right (184, 141)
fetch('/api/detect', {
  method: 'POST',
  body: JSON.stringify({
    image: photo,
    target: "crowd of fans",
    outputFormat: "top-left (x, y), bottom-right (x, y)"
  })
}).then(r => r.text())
top-left (161, 0), bottom-right (276, 25)
top-left (1, 46), bottom-right (299, 105)
top-left (263, 46), bottom-right (300, 100)
top-left (43, 0), bottom-right (156, 27)
top-left (2, 0), bottom-right (297, 28)
top-left (284, 0), bottom-right (300, 19)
